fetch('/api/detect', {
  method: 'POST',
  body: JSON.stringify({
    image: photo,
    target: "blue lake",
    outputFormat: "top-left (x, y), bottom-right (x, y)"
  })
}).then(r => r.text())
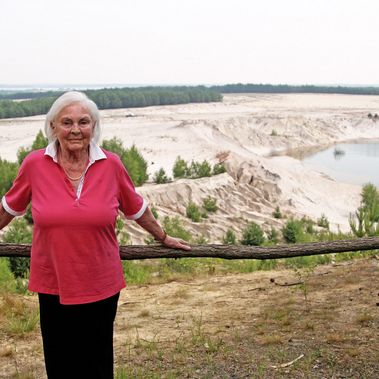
top-left (301, 142), bottom-right (379, 187)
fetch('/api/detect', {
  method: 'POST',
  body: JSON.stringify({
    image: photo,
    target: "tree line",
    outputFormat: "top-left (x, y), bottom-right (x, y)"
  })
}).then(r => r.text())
top-left (0, 86), bottom-right (222, 119)
top-left (210, 83), bottom-right (379, 95)
top-left (2, 83), bottom-right (379, 119)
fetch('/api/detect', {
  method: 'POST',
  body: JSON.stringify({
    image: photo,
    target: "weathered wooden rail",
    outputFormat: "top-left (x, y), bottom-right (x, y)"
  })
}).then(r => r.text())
top-left (1, 237), bottom-right (379, 260)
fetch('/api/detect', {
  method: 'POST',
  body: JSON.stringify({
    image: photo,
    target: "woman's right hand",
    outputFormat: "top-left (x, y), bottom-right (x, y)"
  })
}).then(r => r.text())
top-left (162, 235), bottom-right (191, 251)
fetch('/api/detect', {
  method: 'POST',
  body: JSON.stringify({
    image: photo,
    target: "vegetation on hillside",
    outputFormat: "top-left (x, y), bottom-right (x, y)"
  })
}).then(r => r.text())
top-left (172, 156), bottom-right (226, 179)
top-left (1, 127), bottom-right (379, 286)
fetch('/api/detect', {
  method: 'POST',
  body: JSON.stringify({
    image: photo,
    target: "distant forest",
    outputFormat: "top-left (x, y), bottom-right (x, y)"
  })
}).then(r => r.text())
top-left (0, 86), bottom-right (222, 119)
top-left (210, 83), bottom-right (379, 95)
top-left (1, 83), bottom-right (379, 119)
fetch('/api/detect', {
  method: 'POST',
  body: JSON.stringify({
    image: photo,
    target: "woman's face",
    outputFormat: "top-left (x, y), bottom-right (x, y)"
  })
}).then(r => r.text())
top-left (52, 103), bottom-right (94, 153)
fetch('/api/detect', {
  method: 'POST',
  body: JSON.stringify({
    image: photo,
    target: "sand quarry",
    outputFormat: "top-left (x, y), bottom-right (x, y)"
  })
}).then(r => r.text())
top-left (2, 93), bottom-right (379, 240)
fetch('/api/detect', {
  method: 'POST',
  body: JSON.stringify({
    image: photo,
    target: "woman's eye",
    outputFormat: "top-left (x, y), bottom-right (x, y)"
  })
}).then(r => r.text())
top-left (80, 119), bottom-right (91, 126)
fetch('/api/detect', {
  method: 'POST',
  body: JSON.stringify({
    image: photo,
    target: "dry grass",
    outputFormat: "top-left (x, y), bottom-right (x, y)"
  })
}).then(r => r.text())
top-left (1, 258), bottom-right (378, 378)
top-left (112, 258), bottom-right (379, 378)
top-left (138, 309), bottom-right (150, 318)
top-left (259, 334), bottom-right (283, 346)
top-left (355, 312), bottom-right (375, 327)
top-left (0, 294), bottom-right (39, 336)
top-left (0, 346), bottom-right (14, 358)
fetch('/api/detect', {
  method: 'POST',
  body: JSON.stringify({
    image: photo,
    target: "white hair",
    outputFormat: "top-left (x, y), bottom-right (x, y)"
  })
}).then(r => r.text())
top-left (44, 91), bottom-right (101, 143)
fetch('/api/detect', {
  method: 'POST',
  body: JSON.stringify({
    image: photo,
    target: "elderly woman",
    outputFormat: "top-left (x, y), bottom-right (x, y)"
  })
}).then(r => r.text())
top-left (0, 91), bottom-right (190, 379)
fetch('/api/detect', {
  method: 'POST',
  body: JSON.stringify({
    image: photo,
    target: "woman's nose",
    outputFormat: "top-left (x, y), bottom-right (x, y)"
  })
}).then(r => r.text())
top-left (70, 124), bottom-right (81, 133)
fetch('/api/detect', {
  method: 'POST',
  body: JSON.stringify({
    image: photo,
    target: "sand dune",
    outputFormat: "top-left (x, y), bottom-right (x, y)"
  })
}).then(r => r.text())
top-left (1, 93), bottom-right (379, 242)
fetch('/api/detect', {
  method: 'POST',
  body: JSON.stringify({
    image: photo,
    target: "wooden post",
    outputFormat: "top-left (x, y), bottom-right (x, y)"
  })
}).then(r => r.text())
top-left (0, 237), bottom-right (378, 260)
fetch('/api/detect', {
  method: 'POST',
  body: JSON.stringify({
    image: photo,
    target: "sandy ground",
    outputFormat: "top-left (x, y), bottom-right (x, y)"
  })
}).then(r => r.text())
top-left (2, 93), bottom-right (379, 240)
top-left (1, 257), bottom-right (378, 378)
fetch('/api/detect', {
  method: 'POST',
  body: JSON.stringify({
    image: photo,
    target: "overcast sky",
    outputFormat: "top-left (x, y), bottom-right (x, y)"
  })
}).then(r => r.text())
top-left (1, 0), bottom-right (378, 86)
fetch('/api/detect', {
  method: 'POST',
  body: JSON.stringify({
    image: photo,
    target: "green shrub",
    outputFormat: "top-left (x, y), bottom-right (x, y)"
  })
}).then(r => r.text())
top-left (194, 234), bottom-right (209, 244)
top-left (17, 130), bottom-right (48, 164)
top-left (272, 206), bottom-right (282, 219)
top-left (282, 218), bottom-right (303, 243)
top-left (122, 145), bottom-right (149, 186)
top-left (361, 183), bottom-right (379, 222)
top-left (241, 222), bottom-right (265, 246)
top-left (24, 205), bottom-right (34, 225)
top-left (0, 158), bottom-right (18, 198)
top-left (202, 196), bottom-right (218, 212)
top-left (212, 162), bottom-right (226, 175)
top-left (186, 202), bottom-right (202, 222)
top-left (186, 160), bottom-right (212, 179)
top-left (349, 183), bottom-right (379, 237)
top-left (153, 168), bottom-right (171, 184)
top-left (3, 218), bottom-right (32, 278)
top-left (173, 157), bottom-right (223, 179)
top-left (101, 137), bottom-right (125, 157)
top-left (151, 206), bottom-right (159, 219)
top-left (163, 216), bottom-right (192, 241)
top-left (115, 215), bottom-right (130, 245)
top-left (172, 156), bottom-right (188, 178)
top-left (222, 229), bottom-right (237, 245)
top-left (186, 160), bottom-right (200, 178)
top-left (0, 258), bottom-right (16, 292)
top-left (102, 138), bottom-right (148, 186)
top-left (196, 160), bottom-right (212, 178)
top-left (302, 216), bottom-right (315, 234)
top-left (267, 227), bottom-right (279, 243)
top-left (317, 214), bottom-right (330, 229)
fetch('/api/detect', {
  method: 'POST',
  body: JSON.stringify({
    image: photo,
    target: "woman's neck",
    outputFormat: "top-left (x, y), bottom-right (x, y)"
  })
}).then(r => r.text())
top-left (58, 144), bottom-right (89, 165)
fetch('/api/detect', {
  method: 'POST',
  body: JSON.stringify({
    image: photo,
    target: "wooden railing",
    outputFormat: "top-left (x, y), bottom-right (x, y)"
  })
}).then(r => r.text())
top-left (1, 237), bottom-right (379, 260)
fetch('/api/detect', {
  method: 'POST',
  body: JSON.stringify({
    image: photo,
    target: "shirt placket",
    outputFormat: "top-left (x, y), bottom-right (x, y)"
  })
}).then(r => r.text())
top-left (75, 161), bottom-right (95, 199)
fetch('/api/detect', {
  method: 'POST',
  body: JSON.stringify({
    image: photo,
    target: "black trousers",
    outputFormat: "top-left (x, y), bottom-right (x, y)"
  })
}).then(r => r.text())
top-left (38, 292), bottom-right (119, 379)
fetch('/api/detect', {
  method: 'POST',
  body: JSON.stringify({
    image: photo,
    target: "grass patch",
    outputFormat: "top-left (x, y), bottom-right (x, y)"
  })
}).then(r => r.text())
top-left (0, 294), bottom-right (39, 336)
top-left (355, 312), bottom-right (374, 327)
top-left (259, 334), bottom-right (283, 346)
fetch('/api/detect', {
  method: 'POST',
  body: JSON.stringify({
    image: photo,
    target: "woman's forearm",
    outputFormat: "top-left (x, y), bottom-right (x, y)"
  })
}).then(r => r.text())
top-left (0, 203), bottom-right (14, 230)
top-left (134, 207), bottom-right (191, 251)
top-left (135, 207), bottom-right (166, 242)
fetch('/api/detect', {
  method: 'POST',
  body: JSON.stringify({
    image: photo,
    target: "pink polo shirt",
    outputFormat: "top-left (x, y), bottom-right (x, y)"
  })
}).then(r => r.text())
top-left (2, 141), bottom-right (147, 304)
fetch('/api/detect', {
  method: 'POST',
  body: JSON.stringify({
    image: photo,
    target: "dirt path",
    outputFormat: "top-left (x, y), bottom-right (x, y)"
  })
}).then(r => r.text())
top-left (1, 257), bottom-right (378, 378)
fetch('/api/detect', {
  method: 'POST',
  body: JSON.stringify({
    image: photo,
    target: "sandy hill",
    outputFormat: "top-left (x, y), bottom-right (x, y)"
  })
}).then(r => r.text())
top-left (2, 93), bottom-right (379, 242)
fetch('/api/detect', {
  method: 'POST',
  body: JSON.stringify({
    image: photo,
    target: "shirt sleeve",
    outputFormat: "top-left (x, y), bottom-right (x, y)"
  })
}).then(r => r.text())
top-left (2, 158), bottom-right (32, 216)
top-left (117, 163), bottom-right (147, 220)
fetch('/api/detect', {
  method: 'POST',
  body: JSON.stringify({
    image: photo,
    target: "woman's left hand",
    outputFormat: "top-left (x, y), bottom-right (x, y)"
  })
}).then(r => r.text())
top-left (162, 235), bottom-right (191, 251)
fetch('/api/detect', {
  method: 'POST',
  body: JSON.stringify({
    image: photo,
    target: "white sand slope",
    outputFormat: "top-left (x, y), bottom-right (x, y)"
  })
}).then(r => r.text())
top-left (1, 93), bottom-right (379, 242)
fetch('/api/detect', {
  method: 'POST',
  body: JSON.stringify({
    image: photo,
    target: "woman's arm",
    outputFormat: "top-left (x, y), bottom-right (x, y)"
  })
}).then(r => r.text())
top-left (0, 203), bottom-right (15, 230)
top-left (135, 207), bottom-right (191, 250)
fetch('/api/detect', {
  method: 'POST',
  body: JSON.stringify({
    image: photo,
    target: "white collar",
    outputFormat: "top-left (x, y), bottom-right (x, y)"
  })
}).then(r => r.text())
top-left (44, 140), bottom-right (107, 163)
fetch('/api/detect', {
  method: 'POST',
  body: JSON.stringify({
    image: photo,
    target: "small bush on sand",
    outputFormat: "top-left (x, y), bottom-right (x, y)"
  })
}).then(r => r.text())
top-left (241, 222), bottom-right (265, 246)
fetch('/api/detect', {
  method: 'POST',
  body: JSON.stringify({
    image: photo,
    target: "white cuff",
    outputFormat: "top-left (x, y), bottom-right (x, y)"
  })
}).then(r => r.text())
top-left (1, 196), bottom-right (25, 217)
top-left (126, 198), bottom-right (148, 220)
